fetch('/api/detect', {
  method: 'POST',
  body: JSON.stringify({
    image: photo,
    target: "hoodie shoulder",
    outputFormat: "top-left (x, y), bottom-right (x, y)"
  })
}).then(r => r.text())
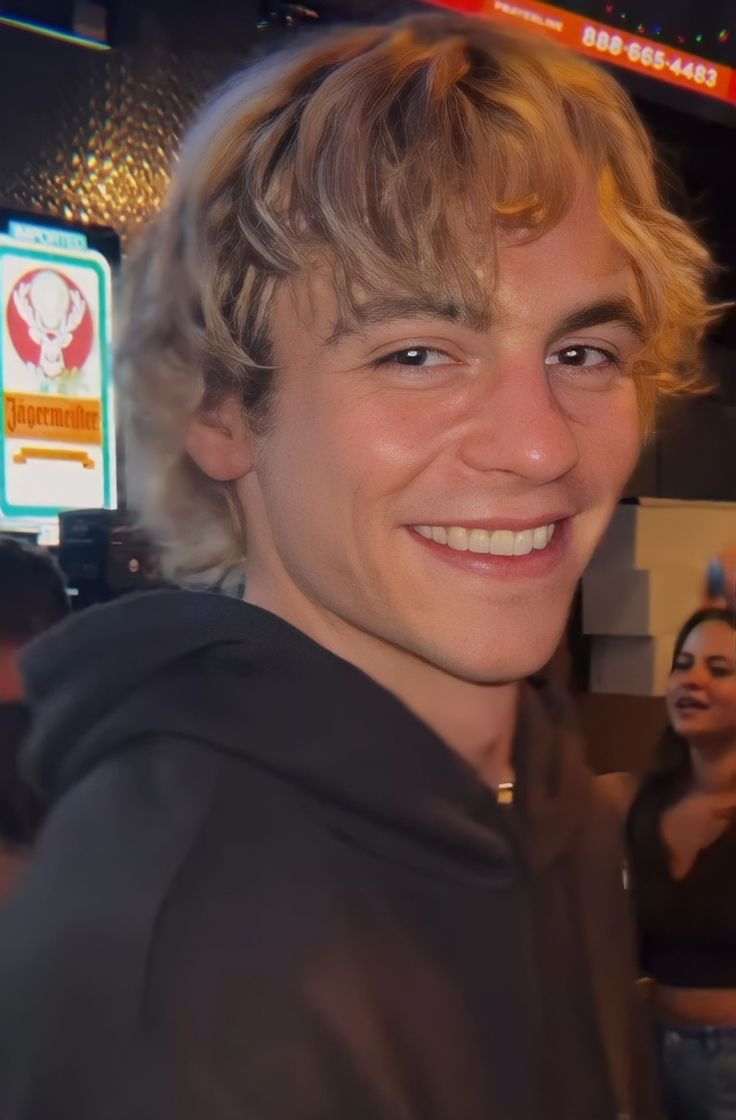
top-left (0, 734), bottom-right (218, 1118)
top-left (20, 590), bottom-right (265, 796)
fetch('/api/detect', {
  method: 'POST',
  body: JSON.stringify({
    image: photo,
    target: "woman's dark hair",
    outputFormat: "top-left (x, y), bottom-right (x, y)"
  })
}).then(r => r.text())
top-left (627, 606), bottom-right (736, 870)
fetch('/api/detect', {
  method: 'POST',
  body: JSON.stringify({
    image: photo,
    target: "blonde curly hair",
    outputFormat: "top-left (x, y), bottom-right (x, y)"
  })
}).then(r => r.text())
top-left (117, 13), bottom-right (719, 586)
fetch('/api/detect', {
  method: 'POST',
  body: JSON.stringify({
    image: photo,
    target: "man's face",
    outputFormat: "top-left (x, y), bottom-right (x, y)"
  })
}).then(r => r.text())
top-left (237, 185), bottom-right (643, 684)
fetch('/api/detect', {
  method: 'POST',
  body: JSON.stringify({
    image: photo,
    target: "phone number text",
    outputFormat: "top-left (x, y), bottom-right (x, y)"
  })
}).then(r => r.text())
top-left (582, 25), bottom-right (720, 88)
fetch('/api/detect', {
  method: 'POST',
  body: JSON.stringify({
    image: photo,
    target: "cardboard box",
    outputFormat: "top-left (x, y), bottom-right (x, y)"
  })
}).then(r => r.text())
top-left (590, 632), bottom-right (676, 697)
top-left (582, 566), bottom-right (702, 637)
top-left (591, 499), bottom-right (736, 571)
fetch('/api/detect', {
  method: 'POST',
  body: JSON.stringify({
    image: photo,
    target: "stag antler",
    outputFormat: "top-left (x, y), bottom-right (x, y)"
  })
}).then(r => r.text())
top-left (13, 283), bottom-right (34, 327)
top-left (63, 289), bottom-right (86, 336)
top-left (13, 282), bottom-right (45, 345)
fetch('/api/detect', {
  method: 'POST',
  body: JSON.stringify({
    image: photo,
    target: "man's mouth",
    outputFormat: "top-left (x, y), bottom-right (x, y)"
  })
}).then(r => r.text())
top-left (413, 522), bottom-right (557, 557)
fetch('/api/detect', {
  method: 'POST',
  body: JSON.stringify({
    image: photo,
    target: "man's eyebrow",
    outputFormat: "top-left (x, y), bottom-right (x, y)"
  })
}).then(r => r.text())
top-left (325, 295), bottom-right (491, 346)
top-left (324, 294), bottom-right (646, 347)
top-left (552, 298), bottom-right (646, 341)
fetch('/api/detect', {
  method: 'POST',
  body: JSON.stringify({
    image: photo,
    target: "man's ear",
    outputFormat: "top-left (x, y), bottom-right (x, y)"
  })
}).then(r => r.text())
top-left (184, 395), bottom-right (254, 481)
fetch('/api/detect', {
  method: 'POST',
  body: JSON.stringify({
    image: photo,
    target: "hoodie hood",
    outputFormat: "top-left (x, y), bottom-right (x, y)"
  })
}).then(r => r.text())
top-left (22, 589), bottom-right (589, 876)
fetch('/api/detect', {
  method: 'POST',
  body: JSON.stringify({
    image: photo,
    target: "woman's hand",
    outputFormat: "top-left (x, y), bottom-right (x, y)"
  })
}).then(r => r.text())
top-left (704, 549), bottom-right (736, 612)
top-left (596, 771), bottom-right (639, 819)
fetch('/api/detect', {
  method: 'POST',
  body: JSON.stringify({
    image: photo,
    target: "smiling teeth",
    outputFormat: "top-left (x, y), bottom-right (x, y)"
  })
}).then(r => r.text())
top-left (414, 523), bottom-right (556, 554)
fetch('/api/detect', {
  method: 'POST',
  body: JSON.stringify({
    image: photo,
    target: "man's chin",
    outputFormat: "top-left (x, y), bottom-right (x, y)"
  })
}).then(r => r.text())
top-left (420, 632), bottom-right (567, 687)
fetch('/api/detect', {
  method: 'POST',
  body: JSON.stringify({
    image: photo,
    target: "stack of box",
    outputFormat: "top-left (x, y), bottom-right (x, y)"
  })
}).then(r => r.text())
top-left (583, 500), bottom-right (736, 696)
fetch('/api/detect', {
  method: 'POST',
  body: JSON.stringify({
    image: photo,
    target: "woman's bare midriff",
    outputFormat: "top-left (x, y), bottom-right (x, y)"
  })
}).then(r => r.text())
top-left (654, 983), bottom-right (736, 1026)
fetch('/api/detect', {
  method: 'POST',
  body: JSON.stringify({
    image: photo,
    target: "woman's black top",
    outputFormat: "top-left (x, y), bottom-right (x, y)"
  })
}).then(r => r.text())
top-left (628, 793), bottom-right (736, 989)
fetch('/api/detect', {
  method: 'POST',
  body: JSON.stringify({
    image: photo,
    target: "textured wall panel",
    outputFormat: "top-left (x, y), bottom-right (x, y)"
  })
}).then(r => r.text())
top-left (0, 34), bottom-right (243, 245)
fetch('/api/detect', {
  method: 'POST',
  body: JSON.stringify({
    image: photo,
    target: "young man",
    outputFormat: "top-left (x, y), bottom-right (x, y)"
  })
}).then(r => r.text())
top-left (0, 14), bottom-right (716, 1120)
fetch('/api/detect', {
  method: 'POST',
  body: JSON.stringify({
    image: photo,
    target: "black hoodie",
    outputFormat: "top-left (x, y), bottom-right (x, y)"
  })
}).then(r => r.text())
top-left (0, 590), bottom-right (659, 1120)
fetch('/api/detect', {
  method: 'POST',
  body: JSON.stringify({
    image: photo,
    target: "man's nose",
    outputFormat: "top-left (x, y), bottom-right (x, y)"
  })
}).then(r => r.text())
top-left (456, 359), bottom-right (580, 484)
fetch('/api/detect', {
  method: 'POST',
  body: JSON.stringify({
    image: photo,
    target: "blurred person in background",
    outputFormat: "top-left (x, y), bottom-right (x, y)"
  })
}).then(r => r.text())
top-left (0, 537), bottom-right (69, 898)
top-left (627, 608), bottom-right (736, 1120)
top-left (0, 13), bottom-right (720, 1120)
top-left (705, 552), bottom-right (736, 613)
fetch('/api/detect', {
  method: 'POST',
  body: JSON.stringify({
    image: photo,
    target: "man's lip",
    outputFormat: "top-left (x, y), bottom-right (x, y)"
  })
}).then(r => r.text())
top-left (406, 516), bottom-right (568, 575)
top-left (406, 515), bottom-right (571, 532)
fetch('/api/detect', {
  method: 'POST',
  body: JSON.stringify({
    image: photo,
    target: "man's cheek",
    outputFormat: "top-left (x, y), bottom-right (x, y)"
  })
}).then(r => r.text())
top-left (591, 432), bottom-right (639, 493)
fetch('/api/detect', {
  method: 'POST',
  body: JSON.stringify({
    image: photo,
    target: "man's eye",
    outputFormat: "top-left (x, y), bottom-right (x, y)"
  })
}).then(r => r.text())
top-left (374, 347), bottom-right (449, 368)
top-left (544, 345), bottom-right (618, 369)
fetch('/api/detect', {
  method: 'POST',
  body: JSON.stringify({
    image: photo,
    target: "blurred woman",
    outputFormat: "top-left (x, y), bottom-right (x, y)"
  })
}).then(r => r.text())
top-left (627, 607), bottom-right (736, 1120)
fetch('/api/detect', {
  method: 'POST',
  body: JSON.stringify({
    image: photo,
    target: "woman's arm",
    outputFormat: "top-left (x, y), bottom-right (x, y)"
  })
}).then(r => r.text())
top-left (596, 771), bottom-right (640, 821)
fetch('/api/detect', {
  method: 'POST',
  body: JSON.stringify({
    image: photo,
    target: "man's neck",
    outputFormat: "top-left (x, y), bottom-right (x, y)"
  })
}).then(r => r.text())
top-left (361, 649), bottom-right (521, 789)
top-left (244, 581), bottom-right (520, 788)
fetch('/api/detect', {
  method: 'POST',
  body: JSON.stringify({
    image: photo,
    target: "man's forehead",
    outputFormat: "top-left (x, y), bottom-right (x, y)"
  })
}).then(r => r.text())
top-left (276, 183), bottom-right (641, 346)
top-left (276, 274), bottom-right (486, 340)
top-left (278, 264), bottom-right (643, 349)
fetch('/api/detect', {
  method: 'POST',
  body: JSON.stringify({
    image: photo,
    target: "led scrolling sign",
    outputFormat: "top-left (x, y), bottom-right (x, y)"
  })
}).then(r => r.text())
top-left (428, 0), bottom-right (736, 106)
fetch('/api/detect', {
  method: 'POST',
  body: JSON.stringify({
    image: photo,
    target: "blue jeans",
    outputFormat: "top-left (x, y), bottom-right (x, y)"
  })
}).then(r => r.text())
top-left (658, 1024), bottom-right (736, 1120)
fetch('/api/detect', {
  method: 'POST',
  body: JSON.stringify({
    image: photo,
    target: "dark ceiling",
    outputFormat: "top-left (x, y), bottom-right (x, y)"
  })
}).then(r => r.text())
top-left (2, 0), bottom-right (733, 345)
